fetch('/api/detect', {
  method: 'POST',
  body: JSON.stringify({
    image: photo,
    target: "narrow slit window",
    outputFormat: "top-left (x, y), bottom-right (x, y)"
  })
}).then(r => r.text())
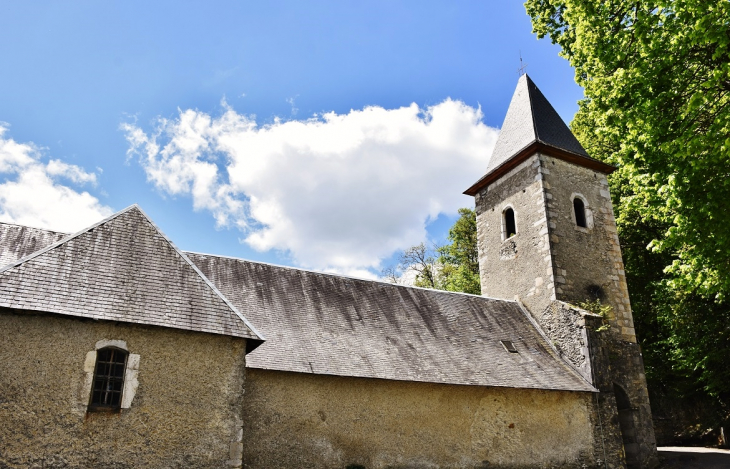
top-left (89, 347), bottom-right (128, 411)
top-left (573, 198), bottom-right (587, 228)
top-left (504, 208), bottom-right (516, 238)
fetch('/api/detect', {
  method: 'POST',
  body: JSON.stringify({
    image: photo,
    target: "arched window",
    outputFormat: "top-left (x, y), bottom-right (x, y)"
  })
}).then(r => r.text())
top-left (89, 347), bottom-right (128, 411)
top-left (573, 197), bottom-right (587, 228)
top-left (503, 207), bottom-right (516, 239)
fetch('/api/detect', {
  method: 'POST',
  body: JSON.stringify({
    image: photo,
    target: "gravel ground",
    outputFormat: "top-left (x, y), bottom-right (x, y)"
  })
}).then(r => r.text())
top-left (657, 446), bottom-right (730, 468)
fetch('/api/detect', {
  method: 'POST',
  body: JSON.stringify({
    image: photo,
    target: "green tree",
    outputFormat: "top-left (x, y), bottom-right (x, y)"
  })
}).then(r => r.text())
top-left (382, 242), bottom-right (440, 289)
top-left (527, 0), bottom-right (730, 299)
top-left (384, 208), bottom-right (481, 295)
top-left (526, 0), bottom-right (730, 403)
top-left (436, 208), bottom-right (481, 295)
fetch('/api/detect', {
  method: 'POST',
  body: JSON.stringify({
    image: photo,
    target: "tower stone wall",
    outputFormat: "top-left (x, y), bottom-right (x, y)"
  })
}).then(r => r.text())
top-left (475, 153), bottom-right (555, 313)
top-left (542, 155), bottom-right (635, 342)
top-left (469, 74), bottom-right (658, 469)
top-left (474, 153), bottom-right (658, 468)
top-left (476, 152), bottom-right (637, 343)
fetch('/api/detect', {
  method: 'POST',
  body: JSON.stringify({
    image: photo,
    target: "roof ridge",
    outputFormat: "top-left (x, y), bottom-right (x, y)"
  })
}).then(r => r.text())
top-left (0, 220), bottom-right (71, 235)
top-left (185, 250), bottom-right (512, 303)
top-left (525, 75), bottom-right (542, 145)
top-left (0, 204), bottom-right (139, 275)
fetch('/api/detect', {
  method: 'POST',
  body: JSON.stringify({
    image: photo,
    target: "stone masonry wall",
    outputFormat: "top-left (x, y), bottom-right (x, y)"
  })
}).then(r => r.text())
top-left (0, 309), bottom-right (247, 469)
top-left (586, 320), bottom-right (659, 469)
top-left (475, 154), bottom-right (556, 314)
top-left (540, 155), bottom-right (658, 468)
top-left (540, 155), bottom-right (635, 342)
top-left (538, 300), bottom-right (595, 384)
top-left (243, 368), bottom-right (601, 469)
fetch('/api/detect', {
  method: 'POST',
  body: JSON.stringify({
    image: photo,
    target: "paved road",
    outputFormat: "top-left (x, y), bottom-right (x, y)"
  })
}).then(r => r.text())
top-left (658, 446), bottom-right (730, 468)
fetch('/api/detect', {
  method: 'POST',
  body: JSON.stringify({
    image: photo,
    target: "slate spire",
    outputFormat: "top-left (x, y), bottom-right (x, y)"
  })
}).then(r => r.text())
top-left (464, 75), bottom-right (613, 195)
top-left (486, 74), bottom-right (589, 174)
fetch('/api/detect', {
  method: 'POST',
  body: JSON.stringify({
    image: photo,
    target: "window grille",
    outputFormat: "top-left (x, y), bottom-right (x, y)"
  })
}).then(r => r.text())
top-left (89, 347), bottom-right (128, 411)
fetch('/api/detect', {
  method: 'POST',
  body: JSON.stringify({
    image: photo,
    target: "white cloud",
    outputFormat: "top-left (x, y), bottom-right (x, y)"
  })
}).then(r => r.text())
top-left (286, 96), bottom-right (299, 116)
top-left (46, 159), bottom-right (98, 185)
top-left (123, 100), bottom-right (497, 276)
top-left (0, 124), bottom-right (113, 232)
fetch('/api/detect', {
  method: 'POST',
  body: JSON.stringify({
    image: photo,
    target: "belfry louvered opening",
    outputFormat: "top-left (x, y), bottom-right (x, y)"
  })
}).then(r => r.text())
top-left (89, 347), bottom-right (128, 411)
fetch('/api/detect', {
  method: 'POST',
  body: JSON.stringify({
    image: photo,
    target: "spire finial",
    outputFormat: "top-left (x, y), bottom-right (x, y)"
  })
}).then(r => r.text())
top-left (517, 51), bottom-right (528, 76)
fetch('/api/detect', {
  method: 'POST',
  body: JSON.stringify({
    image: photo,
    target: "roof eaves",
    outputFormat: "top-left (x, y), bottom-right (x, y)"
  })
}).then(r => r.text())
top-left (464, 141), bottom-right (541, 196)
top-left (464, 142), bottom-right (615, 196)
top-left (247, 366), bottom-right (599, 393)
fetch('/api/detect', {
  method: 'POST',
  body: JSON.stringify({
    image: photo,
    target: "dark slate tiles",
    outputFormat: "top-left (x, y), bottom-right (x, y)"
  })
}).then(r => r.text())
top-left (0, 216), bottom-right (594, 392)
top-left (527, 75), bottom-right (590, 157)
top-left (485, 74), bottom-right (593, 175)
top-left (0, 207), bottom-right (262, 343)
top-left (188, 253), bottom-right (595, 392)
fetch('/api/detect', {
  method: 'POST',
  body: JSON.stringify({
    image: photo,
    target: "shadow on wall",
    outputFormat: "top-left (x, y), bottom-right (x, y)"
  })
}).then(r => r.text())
top-left (657, 447), bottom-right (730, 469)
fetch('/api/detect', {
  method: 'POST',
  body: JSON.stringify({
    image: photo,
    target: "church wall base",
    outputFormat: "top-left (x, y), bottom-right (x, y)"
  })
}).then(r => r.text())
top-left (243, 368), bottom-right (604, 469)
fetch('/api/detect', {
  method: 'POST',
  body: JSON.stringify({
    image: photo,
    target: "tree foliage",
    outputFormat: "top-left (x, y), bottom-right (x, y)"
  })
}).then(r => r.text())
top-left (528, 0), bottom-right (730, 298)
top-left (526, 0), bottom-right (730, 401)
top-left (384, 208), bottom-right (481, 295)
top-left (382, 242), bottom-right (440, 289)
top-left (435, 208), bottom-right (481, 294)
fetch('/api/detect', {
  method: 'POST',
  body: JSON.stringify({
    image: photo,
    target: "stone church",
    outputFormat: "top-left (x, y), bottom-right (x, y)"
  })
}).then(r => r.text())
top-left (0, 75), bottom-right (658, 468)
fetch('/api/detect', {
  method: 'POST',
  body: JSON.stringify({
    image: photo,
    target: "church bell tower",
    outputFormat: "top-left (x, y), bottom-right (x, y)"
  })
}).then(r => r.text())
top-left (465, 75), bottom-right (658, 469)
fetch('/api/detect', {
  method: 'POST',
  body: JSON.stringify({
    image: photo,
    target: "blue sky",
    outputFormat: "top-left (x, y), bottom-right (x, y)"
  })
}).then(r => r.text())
top-left (0, 1), bottom-right (582, 278)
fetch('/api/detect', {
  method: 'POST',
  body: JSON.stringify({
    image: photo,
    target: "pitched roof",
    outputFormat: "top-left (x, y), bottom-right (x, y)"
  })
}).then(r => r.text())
top-left (464, 75), bottom-right (614, 196)
top-left (0, 217), bottom-right (594, 392)
top-left (0, 206), bottom-right (263, 348)
top-left (486, 74), bottom-right (590, 173)
top-left (0, 223), bottom-right (67, 267)
top-left (188, 252), bottom-right (595, 392)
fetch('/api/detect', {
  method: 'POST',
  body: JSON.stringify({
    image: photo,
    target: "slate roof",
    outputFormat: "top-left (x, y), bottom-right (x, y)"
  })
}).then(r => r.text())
top-left (485, 74), bottom-right (593, 175)
top-left (188, 252), bottom-right (595, 392)
top-left (0, 206), bottom-right (264, 348)
top-left (0, 216), bottom-right (594, 392)
top-left (463, 75), bottom-right (614, 196)
top-left (0, 223), bottom-right (67, 267)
